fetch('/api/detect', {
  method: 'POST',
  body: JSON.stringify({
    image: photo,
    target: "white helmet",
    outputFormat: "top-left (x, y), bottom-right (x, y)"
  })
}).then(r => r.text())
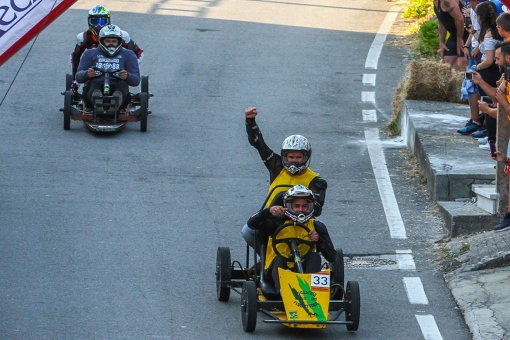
top-left (99, 25), bottom-right (123, 57)
top-left (281, 135), bottom-right (311, 174)
top-left (283, 185), bottom-right (315, 223)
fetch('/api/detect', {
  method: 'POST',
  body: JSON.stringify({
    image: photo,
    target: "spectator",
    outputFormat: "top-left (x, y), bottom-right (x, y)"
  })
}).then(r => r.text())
top-left (460, 0), bottom-right (486, 136)
top-left (462, 1), bottom-right (503, 143)
top-left (434, 0), bottom-right (469, 71)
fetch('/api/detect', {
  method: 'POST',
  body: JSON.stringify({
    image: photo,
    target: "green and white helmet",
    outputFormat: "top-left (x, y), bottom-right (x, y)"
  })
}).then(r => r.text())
top-left (281, 134), bottom-right (312, 174)
top-left (88, 5), bottom-right (111, 36)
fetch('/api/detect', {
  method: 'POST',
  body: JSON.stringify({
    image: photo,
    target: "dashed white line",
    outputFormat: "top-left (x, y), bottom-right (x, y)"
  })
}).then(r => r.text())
top-left (364, 129), bottom-right (407, 239)
top-left (362, 109), bottom-right (377, 122)
top-left (362, 91), bottom-right (375, 104)
top-left (396, 249), bottom-right (415, 270)
top-left (363, 73), bottom-right (376, 86)
top-left (403, 277), bottom-right (429, 304)
top-left (416, 315), bottom-right (444, 340)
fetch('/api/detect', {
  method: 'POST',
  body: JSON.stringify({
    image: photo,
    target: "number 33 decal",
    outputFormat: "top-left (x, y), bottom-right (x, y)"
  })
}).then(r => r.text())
top-left (311, 274), bottom-right (329, 287)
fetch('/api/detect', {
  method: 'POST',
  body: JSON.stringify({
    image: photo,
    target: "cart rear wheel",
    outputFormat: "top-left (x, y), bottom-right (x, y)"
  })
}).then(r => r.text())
top-left (241, 281), bottom-right (257, 332)
top-left (345, 281), bottom-right (360, 331)
top-left (141, 75), bottom-right (149, 94)
top-left (63, 90), bottom-right (72, 130)
top-left (66, 74), bottom-right (73, 91)
top-left (216, 247), bottom-right (231, 302)
top-left (139, 92), bottom-right (148, 132)
top-left (331, 248), bottom-right (345, 300)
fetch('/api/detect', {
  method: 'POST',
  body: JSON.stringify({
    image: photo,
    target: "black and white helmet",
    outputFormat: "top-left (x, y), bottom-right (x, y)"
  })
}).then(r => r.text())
top-left (99, 25), bottom-right (123, 57)
top-left (284, 185), bottom-right (315, 223)
top-left (281, 135), bottom-right (311, 174)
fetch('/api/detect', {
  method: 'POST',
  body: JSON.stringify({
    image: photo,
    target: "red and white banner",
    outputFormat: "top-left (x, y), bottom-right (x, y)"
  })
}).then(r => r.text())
top-left (0, 0), bottom-right (77, 67)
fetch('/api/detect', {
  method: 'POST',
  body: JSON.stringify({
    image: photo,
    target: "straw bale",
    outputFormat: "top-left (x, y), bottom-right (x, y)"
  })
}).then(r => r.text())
top-left (391, 59), bottom-right (464, 123)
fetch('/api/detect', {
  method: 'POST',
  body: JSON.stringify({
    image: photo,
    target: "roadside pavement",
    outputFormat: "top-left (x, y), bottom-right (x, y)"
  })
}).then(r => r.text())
top-left (401, 100), bottom-right (510, 340)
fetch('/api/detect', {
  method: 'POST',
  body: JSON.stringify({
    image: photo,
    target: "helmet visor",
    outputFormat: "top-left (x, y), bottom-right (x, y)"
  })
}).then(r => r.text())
top-left (89, 16), bottom-right (109, 28)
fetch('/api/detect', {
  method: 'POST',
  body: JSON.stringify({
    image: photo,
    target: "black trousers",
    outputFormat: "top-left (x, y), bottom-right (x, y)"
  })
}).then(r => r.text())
top-left (85, 81), bottom-right (129, 108)
top-left (268, 252), bottom-right (322, 291)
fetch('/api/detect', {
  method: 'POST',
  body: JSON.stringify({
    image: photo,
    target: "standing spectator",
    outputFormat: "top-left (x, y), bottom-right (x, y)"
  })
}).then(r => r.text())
top-left (434, 0), bottom-right (469, 71)
top-left (460, 0), bottom-right (486, 136)
top-left (469, 2), bottom-right (503, 147)
top-left (496, 11), bottom-right (510, 41)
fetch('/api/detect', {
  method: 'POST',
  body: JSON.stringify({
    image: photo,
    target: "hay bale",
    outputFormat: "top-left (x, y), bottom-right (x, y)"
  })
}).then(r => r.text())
top-left (390, 60), bottom-right (464, 129)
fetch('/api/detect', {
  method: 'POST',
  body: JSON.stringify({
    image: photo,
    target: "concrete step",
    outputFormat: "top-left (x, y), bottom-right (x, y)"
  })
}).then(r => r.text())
top-left (472, 184), bottom-right (499, 214)
top-left (437, 201), bottom-right (499, 237)
top-left (400, 100), bottom-right (495, 201)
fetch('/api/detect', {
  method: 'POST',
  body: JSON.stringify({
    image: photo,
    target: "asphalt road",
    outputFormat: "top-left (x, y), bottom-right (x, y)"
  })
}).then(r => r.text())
top-left (0, 0), bottom-right (471, 339)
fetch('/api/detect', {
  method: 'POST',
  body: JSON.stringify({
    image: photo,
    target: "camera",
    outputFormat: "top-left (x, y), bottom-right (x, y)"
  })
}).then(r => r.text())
top-left (481, 96), bottom-right (492, 104)
top-left (465, 16), bottom-right (472, 28)
top-left (465, 72), bottom-right (473, 80)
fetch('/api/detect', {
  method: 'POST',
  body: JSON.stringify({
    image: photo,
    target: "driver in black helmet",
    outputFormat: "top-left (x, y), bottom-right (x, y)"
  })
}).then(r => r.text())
top-left (247, 185), bottom-right (336, 291)
top-left (75, 25), bottom-right (140, 111)
top-left (242, 107), bottom-right (328, 253)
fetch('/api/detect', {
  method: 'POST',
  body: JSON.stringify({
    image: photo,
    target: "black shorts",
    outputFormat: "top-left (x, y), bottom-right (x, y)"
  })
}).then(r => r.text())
top-left (444, 31), bottom-right (469, 57)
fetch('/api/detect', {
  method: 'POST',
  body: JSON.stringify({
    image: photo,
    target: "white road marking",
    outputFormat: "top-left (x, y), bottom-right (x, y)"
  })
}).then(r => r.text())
top-left (362, 91), bottom-right (375, 104)
top-left (396, 249), bottom-right (415, 270)
top-left (403, 277), bottom-right (429, 304)
top-left (364, 129), bottom-right (407, 239)
top-left (365, 8), bottom-right (399, 70)
top-left (362, 109), bottom-right (377, 122)
top-left (363, 6), bottom-right (443, 340)
top-left (416, 315), bottom-right (443, 340)
top-left (363, 73), bottom-right (376, 86)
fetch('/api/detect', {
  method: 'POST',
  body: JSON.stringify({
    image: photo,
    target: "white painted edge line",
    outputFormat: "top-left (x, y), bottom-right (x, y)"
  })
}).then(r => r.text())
top-left (396, 249), bottom-right (415, 270)
top-left (403, 277), bottom-right (429, 304)
top-left (365, 7), bottom-right (399, 70)
top-left (365, 128), bottom-right (407, 239)
top-left (416, 315), bottom-right (443, 340)
top-left (362, 91), bottom-right (375, 104)
top-left (362, 109), bottom-right (377, 122)
top-left (363, 73), bottom-right (376, 86)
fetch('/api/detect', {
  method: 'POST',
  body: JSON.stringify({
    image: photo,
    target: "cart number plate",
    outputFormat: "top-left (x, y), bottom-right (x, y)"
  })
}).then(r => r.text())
top-left (311, 274), bottom-right (330, 288)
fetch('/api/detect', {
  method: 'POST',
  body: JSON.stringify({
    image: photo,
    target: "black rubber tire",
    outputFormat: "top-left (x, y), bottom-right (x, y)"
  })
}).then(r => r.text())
top-left (345, 281), bottom-right (360, 331)
top-left (331, 248), bottom-right (345, 300)
top-left (66, 74), bottom-right (73, 91)
top-left (63, 90), bottom-right (72, 130)
top-left (141, 75), bottom-right (149, 94)
top-left (139, 92), bottom-right (148, 132)
top-left (241, 281), bottom-right (257, 332)
top-left (216, 247), bottom-right (231, 302)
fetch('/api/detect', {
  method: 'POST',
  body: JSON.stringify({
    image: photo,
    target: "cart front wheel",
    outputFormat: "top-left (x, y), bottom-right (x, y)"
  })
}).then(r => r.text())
top-left (241, 281), bottom-right (257, 332)
top-left (345, 280), bottom-right (360, 331)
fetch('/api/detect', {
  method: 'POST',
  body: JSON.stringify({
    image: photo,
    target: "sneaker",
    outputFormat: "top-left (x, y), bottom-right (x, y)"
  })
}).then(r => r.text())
top-left (457, 120), bottom-right (481, 134)
top-left (479, 143), bottom-right (490, 150)
top-left (478, 136), bottom-right (488, 145)
top-left (91, 89), bottom-right (102, 104)
top-left (472, 129), bottom-right (487, 139)
top-left (493, 218), bottom-right (510, 232)
top-left (112, 90), bottom-right (123, 110)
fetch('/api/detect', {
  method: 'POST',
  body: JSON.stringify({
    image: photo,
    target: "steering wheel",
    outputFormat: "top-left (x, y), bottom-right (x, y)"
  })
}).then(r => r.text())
top-left (271, 222), bottom-right (316, 262)
top-left (91, 67), bottom-right (122, 80)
